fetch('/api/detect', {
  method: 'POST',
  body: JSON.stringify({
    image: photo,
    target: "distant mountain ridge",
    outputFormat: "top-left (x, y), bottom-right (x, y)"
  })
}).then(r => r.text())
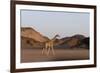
top-left (21, 27), bottom-right (89, 49)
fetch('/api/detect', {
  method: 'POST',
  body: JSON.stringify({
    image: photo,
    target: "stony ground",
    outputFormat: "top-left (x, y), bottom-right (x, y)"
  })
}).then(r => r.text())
top-left (21, 48), bottom-right (89, 63)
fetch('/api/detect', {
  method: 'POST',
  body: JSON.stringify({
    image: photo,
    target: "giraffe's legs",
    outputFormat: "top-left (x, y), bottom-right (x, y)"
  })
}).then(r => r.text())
top-left (42, 43), bottom-right (49, 55)
top-left (42, 48), bottom-right (48, 55)
top-left (42, 48), bottom-right (45, 55)
top-left (47, 47), bottom-right (50, 56)
top-left (44, 43), bottom-right (48, 56)
top-left (42, 42), bottom-right (55, 56)
top-left (51, 45), bottom-right (55, 55)
top-left (45, 44), bottom-right (49, 55)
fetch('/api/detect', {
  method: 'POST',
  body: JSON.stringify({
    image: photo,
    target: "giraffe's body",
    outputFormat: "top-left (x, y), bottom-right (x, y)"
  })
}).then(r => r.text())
top-left (42, 34), bottom-right (60, 56)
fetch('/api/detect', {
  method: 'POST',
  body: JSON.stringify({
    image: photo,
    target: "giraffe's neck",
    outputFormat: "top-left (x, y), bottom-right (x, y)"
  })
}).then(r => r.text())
top-left (51, 36), bottom-right (58, 41)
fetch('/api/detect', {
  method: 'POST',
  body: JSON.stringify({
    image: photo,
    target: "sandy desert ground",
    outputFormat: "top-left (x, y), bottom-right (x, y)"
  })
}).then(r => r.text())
top-left (21, 48), bottom-right (89, 63)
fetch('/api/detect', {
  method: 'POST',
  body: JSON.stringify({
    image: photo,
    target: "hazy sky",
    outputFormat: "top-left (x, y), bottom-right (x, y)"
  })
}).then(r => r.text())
top-left (21, 10), bottom-right (90, 38)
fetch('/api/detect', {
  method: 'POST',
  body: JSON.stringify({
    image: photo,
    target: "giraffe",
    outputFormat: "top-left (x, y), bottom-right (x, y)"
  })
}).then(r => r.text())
top-left (42, 34), bottom-right (60, 56)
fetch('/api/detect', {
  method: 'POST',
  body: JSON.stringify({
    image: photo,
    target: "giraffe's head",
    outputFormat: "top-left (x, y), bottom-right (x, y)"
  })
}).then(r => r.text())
top-left (52, 34), bottom-right (60, 40)
top-left (55, 34), bottom-right (60, 38)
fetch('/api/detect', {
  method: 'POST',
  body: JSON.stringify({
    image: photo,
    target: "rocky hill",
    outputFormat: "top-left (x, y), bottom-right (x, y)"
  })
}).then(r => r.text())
top-left (21, 27), bottom-right (49, 43)
top-left (21, 27), bottom-right (48, 49)
top-left (55, 35), bottom-right (89, 49)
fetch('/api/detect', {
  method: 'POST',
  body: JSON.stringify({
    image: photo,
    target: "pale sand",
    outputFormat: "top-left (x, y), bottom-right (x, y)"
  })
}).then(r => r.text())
top-left (21, 48), bottom-right (89, 63)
